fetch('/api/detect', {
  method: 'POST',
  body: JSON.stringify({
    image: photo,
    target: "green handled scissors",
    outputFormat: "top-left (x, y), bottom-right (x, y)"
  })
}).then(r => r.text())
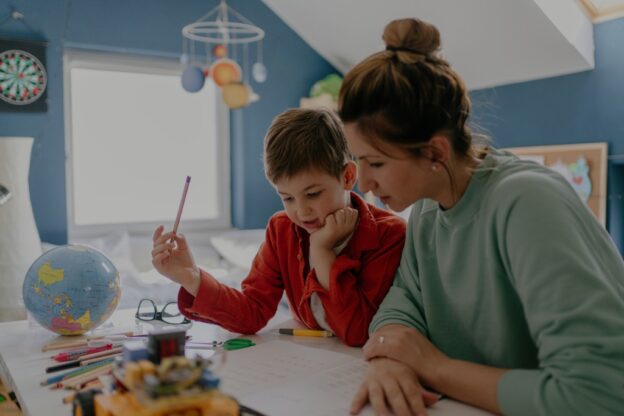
top-left (210, 338), bottom-right (255, 351)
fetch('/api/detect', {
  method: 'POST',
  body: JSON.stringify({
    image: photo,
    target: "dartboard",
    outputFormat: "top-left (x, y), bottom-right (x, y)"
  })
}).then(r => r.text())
top-left (0, 49), bottom-right (47, 105)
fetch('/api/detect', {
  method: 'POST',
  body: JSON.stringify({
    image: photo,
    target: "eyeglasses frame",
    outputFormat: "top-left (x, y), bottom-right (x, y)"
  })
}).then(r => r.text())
top-left (135, 298), bottom-right (191, 325)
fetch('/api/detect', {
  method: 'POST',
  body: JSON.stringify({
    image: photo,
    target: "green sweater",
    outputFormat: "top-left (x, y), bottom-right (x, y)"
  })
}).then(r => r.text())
top-left (370, 149), bottom-right (624, 415)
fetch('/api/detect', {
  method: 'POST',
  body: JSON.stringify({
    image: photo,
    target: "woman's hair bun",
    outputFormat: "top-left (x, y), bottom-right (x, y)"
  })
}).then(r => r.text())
top-left (382, 18), bottom-right (440, 56)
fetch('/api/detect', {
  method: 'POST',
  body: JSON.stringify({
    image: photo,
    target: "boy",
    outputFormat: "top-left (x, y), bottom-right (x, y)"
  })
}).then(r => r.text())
top-left (151, 108), bottom-right (405, 346)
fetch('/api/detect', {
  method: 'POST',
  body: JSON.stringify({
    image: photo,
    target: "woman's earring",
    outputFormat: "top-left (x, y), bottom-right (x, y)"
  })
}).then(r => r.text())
top-left (432, 163), bottom-right (439, 172)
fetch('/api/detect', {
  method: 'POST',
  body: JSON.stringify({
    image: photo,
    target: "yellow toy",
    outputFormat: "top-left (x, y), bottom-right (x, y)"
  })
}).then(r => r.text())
top-left (72, 356), bottom-right (238, 416)
top-left (72, 330), bottom-right (244, 416)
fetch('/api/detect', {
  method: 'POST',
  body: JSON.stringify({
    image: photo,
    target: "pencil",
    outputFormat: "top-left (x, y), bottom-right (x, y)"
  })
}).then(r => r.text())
top-left (85, 331), bottom-right (134, 341)
top-left (46, 352), bottom-right (117, 373)
top-left (61, 364), bottom-right (113, 390)
top-left (41, 357), bottom-right (115, 386)
top-left (42, 339), bottom-right (89, 352)
top-left (43, 330), bottom-right (137, 352)
top-left (278, 328), bottom-right (335, 337)
top-left (171, 176), bottom-right (191, 242)
top-left (78, 346), bottom-right (122, 362)
top-left (53, 344), bottom-right (114, 362)
top-left (46, 359), bottom-right (82, 373)
top-left (49, 363), bottom-right (113, 390)
top-left (80, 351), bottom-right (122, 366)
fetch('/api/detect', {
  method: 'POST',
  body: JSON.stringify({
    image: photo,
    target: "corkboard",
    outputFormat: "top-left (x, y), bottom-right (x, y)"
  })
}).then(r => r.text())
top-left (504, 143), bottom-right (608, 226)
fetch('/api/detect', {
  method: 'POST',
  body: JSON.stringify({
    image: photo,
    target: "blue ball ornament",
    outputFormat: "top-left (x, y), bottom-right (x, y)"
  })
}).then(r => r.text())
top-left (181, 66), bottom-right (205, 92)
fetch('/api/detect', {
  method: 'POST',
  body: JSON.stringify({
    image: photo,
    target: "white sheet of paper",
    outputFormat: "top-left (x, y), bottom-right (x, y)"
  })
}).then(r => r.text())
top-left (217, 340), bottom-right (492, 416)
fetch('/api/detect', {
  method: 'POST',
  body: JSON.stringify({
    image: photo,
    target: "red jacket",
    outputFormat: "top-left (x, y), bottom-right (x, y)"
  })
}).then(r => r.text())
top-left (178, 192), bottom-right (406, 347)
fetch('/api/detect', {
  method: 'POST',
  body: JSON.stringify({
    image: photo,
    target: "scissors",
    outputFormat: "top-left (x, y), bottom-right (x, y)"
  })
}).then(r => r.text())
top-left (187, 338), bottom-right (255, 351)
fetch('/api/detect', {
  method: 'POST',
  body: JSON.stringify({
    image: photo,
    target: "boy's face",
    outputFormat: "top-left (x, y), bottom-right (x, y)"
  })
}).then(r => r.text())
top-left (275, 164), bottom-right (356, 234)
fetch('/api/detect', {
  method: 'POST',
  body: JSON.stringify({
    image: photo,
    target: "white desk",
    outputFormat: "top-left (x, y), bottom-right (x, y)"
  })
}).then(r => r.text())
top-left (0, 308), bottom-right (491, 416)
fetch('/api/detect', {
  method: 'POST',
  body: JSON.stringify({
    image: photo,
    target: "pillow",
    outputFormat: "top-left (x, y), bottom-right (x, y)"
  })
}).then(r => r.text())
top-left (127, 234), bottom-right (220, 273)
top-left (210, 229), bottom-right (265, 270)
top-left (70, 231), bottom-right (136, 274)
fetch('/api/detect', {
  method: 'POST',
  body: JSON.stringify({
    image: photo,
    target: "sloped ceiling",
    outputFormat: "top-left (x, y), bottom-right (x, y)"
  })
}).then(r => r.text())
top-left (261, 0), bottom-right (594, 90)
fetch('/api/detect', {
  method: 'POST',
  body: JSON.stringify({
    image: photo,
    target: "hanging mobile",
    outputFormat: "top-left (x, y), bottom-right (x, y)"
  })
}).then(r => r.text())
top-left (181, 0), bottom-right (266, 108)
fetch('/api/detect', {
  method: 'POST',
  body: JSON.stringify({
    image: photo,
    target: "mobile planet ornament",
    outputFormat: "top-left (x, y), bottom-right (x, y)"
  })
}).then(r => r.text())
top-left (181, 66), bottom-right (205, 93)
top-left (222, 83), bottom-right (259, 109)
top-left (212, 44), bottom-right (227, 58)
top-left (252, 62), bottom-right (267, 83)
top-left (210, 59), bottom-right (242, 87)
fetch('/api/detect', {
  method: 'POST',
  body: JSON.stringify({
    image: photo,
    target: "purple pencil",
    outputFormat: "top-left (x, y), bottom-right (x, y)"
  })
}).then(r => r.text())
top-left (171, 176), bottom-right (191, 242)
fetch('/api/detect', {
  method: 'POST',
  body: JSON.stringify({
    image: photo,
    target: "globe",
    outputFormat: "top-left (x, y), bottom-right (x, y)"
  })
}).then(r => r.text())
top-left (22, 245), bottom-right (121, 335)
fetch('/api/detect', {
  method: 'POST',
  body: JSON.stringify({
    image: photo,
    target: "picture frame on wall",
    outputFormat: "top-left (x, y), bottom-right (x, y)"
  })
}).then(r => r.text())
top-left (0, 38), bottom-right (48, 112)
top-left (504, 142), bottom-right (608, 226)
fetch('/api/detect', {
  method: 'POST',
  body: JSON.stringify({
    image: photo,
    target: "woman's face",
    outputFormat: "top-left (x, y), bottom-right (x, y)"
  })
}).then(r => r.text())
top-left (344, 123), bottom-right (440, 212)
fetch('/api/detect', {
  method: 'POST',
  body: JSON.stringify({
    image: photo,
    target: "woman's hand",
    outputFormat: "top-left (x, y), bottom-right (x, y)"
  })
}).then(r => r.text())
top-left (365, 325), bottom-right (507, 414)
top-left (364, 325), bottom-right (448, 389)
top-left (151, 225), bottom-right (200, 295)
top-left (350, 358), bottom-right (440, 416)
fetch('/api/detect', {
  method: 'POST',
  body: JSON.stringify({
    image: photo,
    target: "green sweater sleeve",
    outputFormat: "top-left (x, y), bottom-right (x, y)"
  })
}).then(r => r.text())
top-left (496, 172), bottom-right (624, 415)
top-left (369, 207), bottom-right (428, 335)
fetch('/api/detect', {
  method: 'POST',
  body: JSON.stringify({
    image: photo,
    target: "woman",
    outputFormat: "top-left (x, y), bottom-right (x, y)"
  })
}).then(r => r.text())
top-left (340, 18), bottom-right (624, 416)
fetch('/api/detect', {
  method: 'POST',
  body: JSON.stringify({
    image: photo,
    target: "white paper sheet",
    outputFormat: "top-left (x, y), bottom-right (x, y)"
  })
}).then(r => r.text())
top-left (217, 340), bottom-right (493, 416)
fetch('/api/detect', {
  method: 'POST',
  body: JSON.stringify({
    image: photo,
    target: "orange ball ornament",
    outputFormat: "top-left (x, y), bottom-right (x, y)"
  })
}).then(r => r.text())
top-left (210, 59), bottom-right (242, 87)
top-left (212, 44), bottom-right (227, 58)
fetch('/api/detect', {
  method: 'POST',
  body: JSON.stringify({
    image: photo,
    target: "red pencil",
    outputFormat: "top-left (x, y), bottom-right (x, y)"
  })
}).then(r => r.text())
top-left (53, 344), bottom-right (113, 362)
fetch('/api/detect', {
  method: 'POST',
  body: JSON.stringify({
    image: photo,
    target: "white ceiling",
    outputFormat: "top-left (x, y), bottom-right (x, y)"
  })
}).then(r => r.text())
top-left (261, 0), bottom-right (594, 90)
top-left (590, 0), bottom-right (624, 8)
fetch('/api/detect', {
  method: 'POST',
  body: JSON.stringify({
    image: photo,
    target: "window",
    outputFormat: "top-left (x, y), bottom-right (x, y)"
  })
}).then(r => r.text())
top-left (64, 50), bottom-right (229, 239)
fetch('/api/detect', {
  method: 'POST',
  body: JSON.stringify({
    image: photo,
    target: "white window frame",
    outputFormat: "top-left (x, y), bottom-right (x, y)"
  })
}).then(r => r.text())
top-left (63, 49), bottom-right (230, 240)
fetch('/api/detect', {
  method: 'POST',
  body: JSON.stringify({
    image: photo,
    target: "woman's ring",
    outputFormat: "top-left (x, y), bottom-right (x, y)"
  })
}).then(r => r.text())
top-left (379, 336), bottom-right (385, 344)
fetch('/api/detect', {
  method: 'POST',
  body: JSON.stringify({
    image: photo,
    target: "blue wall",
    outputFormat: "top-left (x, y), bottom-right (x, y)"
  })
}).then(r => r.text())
top-left (470, 18), bottom-right (624, 254)
top-left (3, 1), bottom-right (621, 252)
top-left (0, 0), bottom-right (335, 244)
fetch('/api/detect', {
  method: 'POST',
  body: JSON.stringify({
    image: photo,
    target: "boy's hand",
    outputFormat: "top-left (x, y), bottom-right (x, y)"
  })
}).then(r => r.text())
top-left (309, 207), bottom-right (359, 251)
top-left (151, 225), bottom-right (200, 295)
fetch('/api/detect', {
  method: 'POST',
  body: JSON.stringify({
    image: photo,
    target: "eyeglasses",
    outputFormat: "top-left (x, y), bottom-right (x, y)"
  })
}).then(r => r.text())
top-left (135, 299), bottom-right (191, 325)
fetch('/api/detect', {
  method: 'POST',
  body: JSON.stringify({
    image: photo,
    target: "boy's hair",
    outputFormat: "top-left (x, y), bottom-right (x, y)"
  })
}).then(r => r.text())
top-left (263, 108), bottom-right (351, 184)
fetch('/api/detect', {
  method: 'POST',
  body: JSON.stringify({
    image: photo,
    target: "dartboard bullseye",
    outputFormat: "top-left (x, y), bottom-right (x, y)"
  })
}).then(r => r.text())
top-left (0, 49), bottom-right (47, 105)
